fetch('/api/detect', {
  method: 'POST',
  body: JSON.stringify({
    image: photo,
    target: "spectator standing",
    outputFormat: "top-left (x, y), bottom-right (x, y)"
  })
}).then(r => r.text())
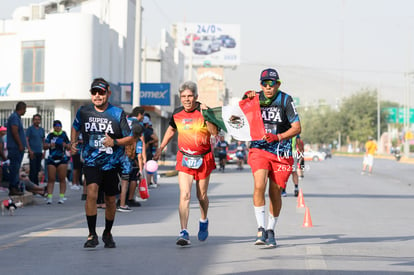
top-left (71, 78), bottom-right (134, 249)
top-left (143, 115), bottom-right (159, 188)
top-left (243, 68), bottom-right (301, 248)
top-left (71, 134), bottom-right (84, 193)
top-left (26, 114), bottom-right (45, 185)
top-left (6, 101), bottom-right (27, 196)
top-left (44, 120), bottom-right (71, 204)
top-left (361, 136), bottom-right (377, 175)
top-left (0, 126), bottom-right (8, 187)
top-left (153, 81), bottom-right (219, 246)
top-left (117, 118), bottom-right (144, 212)
top-left (129, 107), bottom-right (147, 202)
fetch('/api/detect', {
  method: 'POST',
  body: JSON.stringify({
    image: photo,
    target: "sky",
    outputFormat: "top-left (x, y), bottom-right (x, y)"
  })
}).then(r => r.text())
top-left (2, 0), bottom-right (414, 107)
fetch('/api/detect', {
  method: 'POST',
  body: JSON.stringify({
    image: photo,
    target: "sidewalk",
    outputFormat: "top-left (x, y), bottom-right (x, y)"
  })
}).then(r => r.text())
top-left (334, 152), bottom-right (414, 164)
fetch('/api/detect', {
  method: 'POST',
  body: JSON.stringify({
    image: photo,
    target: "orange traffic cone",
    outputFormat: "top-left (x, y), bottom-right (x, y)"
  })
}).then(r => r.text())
top-left (303, 207), bottom-right (313, 227)
top-left (297, 188), bottom-right (305, 208)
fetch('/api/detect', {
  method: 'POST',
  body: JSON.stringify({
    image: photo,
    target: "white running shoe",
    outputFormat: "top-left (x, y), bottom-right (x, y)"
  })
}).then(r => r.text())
top-left (71, 185), bottom-right (81, 190)
top-left (135, 196), bottom-right (147, 202)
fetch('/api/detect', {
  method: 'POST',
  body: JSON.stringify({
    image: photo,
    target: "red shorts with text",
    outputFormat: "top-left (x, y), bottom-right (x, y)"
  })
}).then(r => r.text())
top-left (176, 151), bottom-right (216, 181)
top-left (248, 148), bottom-right (294, 189)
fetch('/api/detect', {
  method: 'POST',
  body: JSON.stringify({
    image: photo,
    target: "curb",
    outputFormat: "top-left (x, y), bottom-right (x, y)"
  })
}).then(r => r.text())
top-left (334, 153), bottom-right (414, 164)
top-left (159, 170), bottom-right (178, 177)
top-left (157, 159), bottom-right (178, 177)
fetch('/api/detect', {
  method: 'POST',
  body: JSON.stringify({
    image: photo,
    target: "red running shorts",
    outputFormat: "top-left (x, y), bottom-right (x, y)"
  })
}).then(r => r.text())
top-left (176, 151), bottom-right (216, 180)
top-left (248, 148), bottom-right (294, 189)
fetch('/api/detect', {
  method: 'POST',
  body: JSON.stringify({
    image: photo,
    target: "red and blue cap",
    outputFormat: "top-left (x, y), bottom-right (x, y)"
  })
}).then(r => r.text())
top-left (260, 68), bottom-right (280, 81)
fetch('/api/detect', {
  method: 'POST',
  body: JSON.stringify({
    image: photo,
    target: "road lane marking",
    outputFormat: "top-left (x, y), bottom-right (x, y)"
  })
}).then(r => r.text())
top-left (305, 245), bottom-right (328, 270)
top-left (0, 214), bottom-right (84, 251)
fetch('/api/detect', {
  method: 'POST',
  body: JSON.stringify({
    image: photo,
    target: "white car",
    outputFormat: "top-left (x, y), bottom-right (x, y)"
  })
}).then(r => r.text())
top-left (193, 36), bottom-right (221, 55)
top-left (303, 150), bottom-right (326, 162)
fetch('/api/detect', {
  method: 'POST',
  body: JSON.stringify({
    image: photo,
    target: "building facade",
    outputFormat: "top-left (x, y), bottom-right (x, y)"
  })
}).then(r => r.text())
top-left (0, 0), bottom-right (184, 156)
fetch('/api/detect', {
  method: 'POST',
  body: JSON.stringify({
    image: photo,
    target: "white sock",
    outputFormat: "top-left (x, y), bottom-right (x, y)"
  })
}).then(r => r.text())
top-left (200, 218), bottom-right (208, 223)
top-left (254, 206), bottom-right (266, 229)
top-left (267, 215), bottom-right (278, 231)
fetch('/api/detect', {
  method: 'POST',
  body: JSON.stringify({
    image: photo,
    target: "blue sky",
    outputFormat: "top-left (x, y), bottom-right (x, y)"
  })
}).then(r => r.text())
top-left (2, 0), bottom-right (414, 106)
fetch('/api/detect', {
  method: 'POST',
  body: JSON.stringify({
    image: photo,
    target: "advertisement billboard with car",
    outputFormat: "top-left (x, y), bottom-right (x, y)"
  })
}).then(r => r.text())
top-left (175, 23), bottom-right (240, 67)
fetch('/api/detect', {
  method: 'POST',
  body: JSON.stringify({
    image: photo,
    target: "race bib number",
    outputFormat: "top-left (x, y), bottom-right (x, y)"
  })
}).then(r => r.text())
top-left (182, 155), bottom-right (203, 169)
top-left (264, 124), bottom-right (277, 134)
top-left (89, 134), bottom-right (113, 154)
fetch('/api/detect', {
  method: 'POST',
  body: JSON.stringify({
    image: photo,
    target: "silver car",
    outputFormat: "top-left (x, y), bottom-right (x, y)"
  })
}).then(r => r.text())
top-left (193, 36), bottom-right (221, 55)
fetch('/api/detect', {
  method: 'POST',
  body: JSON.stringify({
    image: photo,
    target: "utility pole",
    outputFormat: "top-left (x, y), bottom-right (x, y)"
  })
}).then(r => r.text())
top-left (133, 0), bottom-right (142, 106)
top-left (377, 89), bottom-right (381, 153)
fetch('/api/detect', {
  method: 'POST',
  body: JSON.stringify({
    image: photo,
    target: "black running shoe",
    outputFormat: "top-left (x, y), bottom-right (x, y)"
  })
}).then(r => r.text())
top-left (294, 187), bottom-right (299, 197)
top-left (127, 200), bottom-right (141, 207)
top-left (102, 231), bottom-right (116, 248)
top-left (84, 234), bottom-right (99, 248)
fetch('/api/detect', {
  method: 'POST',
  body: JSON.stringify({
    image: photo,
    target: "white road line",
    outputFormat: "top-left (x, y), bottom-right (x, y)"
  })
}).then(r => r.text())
top-left (305, 245), bottom-right (328, 270)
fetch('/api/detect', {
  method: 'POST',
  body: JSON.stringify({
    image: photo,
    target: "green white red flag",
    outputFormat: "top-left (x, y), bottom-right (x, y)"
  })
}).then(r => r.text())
top-left (202, 95), bottom-right (265, 141)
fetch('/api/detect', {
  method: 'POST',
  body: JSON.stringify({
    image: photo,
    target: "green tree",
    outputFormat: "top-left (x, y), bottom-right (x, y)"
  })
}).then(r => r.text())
top-left (299, 101), bottom-right (339, 145)
top-left (299, 89), bottom-right (394, 146)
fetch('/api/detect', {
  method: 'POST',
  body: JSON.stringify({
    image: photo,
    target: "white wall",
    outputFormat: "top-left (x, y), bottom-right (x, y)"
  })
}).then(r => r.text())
top-left (0, 0), bottom-right (184, 135)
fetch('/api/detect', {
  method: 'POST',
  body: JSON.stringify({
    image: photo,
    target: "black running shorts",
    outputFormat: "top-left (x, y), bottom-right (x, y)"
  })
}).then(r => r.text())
top-left (83, 166), bottom-right (120, 196)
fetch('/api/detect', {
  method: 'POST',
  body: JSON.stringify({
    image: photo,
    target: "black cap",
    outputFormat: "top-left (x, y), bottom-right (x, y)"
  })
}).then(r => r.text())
top-left (90, 78), bottom-right (109, 92)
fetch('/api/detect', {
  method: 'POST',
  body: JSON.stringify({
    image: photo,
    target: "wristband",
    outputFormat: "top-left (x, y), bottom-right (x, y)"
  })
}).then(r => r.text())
top-left (113, 139), bottom-right (118, 146)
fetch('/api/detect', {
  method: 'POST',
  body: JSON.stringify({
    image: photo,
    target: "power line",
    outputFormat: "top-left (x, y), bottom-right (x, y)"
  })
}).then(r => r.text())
top-left (240, 60), bottom-right (406, 75)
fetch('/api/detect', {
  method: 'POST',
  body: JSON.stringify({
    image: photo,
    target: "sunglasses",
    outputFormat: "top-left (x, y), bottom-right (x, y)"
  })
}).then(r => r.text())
top-left (261, 80), bottom-right (276, 87)
top-left (53, 124), bottom-right (62, 127)
top-left (90, 89), bottom-right (107, 96)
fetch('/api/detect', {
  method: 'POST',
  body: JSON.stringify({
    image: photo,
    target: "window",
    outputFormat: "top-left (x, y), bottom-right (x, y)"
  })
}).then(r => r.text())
top-left (22, 40), bottom-right (45, 92)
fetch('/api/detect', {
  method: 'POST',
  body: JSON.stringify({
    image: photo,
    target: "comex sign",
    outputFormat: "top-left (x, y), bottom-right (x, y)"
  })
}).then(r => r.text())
top-left (140, 83), bottom-right (170, 106)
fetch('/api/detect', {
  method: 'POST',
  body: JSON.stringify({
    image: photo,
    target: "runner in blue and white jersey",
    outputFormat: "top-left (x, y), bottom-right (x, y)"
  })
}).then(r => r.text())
top-left (71, 78), bottom-right (134, 249)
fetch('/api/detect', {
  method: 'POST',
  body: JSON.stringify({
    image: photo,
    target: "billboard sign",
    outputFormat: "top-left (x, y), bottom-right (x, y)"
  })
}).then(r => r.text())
top-left (175, 23), bottom-right (240, 67)
top-left (140, 83), bottom-right (171, 106)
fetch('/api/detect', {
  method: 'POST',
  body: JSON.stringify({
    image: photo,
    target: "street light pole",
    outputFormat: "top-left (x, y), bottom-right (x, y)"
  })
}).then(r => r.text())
top-left (377, 89), bottom-right (381, 153)
top-left (403, 72), bottom-right (414, 157)
top-left (133, 0), bottom-right (142, 107)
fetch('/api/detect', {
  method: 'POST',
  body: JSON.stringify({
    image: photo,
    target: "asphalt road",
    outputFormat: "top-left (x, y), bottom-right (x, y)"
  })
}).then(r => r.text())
top-left (0, 156), bottom-right (413, 275)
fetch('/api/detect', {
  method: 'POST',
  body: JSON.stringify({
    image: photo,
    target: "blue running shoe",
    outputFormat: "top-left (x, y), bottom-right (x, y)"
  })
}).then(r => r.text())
top-left (176, 230), bottom-right (191, 246)
top-left (265, 229), bottom-right (276, 248)
top-left (255, 227), bottom-right (267, 245)
top-left (198, 219), bottom-right (209, 241)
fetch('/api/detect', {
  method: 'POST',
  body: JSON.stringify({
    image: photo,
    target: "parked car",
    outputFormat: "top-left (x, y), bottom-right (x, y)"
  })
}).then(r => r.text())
top-left (303, 150), bottom-right (326, 162)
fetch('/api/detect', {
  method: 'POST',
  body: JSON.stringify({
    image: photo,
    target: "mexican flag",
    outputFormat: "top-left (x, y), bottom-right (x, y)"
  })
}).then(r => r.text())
top-left (202, 95), bottom-right (265, 141)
